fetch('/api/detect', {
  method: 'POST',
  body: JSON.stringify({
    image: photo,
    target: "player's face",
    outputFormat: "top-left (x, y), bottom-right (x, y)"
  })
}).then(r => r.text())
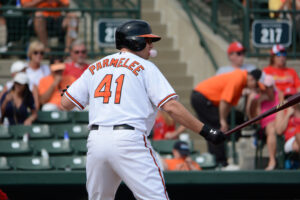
top-left (136, 38), bottom-right (153, 60)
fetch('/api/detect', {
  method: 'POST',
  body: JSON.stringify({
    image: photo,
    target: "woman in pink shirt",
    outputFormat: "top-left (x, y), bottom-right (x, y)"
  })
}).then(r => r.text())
top-left (247, 75), bottom-right (281, 170)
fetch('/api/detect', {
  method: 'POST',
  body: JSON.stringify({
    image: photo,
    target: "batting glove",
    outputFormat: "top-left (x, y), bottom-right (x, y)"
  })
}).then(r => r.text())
top-left (199, 124), bottom-right (226, 145)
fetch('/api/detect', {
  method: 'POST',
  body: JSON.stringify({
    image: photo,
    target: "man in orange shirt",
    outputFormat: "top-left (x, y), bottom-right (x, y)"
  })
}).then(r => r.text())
top-left (39, 63), bottom-right (75, 111)
top-left (163, 141), bottom-right (201, 171)
top-left (191, 69), bottom-right (262, 167)
top-left (21, 0), bottom-right (78, 52)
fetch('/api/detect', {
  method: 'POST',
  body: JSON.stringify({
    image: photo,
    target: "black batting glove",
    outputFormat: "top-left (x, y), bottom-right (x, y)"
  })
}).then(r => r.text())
top-left (61, 85), bottom-right (69, 97)
top-left (199, 124), bottom-right (226, 145)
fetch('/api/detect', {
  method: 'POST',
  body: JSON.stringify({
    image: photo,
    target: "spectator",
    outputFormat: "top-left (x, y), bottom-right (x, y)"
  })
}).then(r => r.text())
top-left (0, 1), bottom-right (7, 52)
top-left (38, 63), bottom-right (75, 111)
top-left (191, 69), bottom-right (262, 167)
top-left (247, 75), bottom-right (280, 170)
top-left (63, 39), bottom-right (89, 79)
top-left (25, 40), bottom-right (50, 90)
top-left (276, 87), bottom-right (300, 154)
top-left (162, 141), bottom-right (201, 171)
top-left (217, 42), bottom-right (264, 132)
top-left (0, 73), bottom-right (37, 125)
top-left (152, 110), bottom-right (176, 140)
top-left (0, 189), bottom-right (8, 200)
top-left (269, 0), bottom-right (291, 19)
top-left (0, 61), bottom-right (27, 100)
top-left (21, 0), bottom-right (79, 52)
top-left (263, 44), bottom-right (300, 93)
top-left (216, 41), bottom-right (257, 75)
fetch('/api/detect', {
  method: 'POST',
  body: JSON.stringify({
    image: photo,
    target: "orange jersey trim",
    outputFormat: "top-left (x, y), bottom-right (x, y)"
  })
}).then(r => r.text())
top-left (157, 93), bottom-right (177, 108)
top-left (143, 135), bottom-right (169, 200)
top-left (65, 91), bottom-right (84, 110)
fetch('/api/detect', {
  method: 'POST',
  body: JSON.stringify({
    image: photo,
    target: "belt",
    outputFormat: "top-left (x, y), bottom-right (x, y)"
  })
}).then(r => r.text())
top-left (90, 124), bottom-right (135, 131)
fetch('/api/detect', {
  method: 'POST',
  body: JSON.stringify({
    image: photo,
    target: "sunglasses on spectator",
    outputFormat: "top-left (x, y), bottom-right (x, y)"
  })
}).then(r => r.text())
top-left (33, 51), bottom-right (44, 56)
top-left (73, 50), bottom-right (87, 54)
top-left (275, 51), bottom-right (287, 57)
top-left (235, 51), bottom-right (245, 56)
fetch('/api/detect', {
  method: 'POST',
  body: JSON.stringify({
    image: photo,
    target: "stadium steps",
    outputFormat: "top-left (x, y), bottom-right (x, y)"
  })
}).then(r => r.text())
top-left (141, 0), bottom-right (194, 112)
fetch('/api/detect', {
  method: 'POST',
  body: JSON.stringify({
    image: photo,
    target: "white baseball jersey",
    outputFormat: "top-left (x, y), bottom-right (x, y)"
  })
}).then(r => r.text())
top-left (65, 51), bottom-right (178, 135)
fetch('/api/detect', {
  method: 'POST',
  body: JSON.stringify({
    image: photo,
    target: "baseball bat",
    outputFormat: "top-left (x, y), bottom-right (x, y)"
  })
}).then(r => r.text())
top-left (225, 92), bottom-right (300, 135)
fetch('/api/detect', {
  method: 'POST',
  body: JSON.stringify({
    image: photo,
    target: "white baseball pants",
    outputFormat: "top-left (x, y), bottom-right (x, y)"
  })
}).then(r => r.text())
top-left (86, 126), bottom-right (169, 200)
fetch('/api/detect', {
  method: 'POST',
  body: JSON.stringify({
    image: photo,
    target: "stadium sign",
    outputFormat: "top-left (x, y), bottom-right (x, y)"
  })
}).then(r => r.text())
top-left (252, 20), bottom-right (291, 48)
top-left (98, 19), bottom-right (127, 47)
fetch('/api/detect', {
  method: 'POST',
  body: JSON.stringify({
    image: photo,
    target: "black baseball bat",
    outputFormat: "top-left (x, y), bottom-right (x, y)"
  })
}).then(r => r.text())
top-left (225, 92), bottom-right (300, 135)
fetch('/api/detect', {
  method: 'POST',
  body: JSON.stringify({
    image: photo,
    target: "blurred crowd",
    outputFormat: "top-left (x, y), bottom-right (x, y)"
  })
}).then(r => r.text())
top-left (0, 0), bottom-right (299, 174)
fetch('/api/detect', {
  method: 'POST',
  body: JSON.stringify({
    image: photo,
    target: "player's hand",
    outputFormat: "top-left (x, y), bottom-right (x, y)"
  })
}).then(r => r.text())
top-left (61, 85), bottom-right (69, 96)
top-left (199, 124), bottom-right (226, 145)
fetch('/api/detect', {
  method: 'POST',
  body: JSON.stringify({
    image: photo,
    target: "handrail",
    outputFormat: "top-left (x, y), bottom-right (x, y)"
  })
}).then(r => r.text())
top-left (179, 0), bottom-right (218, 71)
top-left (178, 0), bottom-right (300, 58)
top-left (0, 0), bottom-right (141, 58)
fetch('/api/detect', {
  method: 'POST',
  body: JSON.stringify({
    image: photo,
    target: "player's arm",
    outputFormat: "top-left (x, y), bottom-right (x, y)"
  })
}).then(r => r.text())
top-left (161, 99), bottom-right (225, 144)
top-left (61, 94), bottom-right (76, 110)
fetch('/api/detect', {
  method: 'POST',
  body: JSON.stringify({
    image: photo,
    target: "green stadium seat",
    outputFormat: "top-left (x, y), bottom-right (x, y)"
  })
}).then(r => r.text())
top-left (9, 156), bottom-right (52, 170)
top-left (0, 140), bottom-right (32, 155)
top-left (192, 152), bottom-right (217, 170)
top-left (0, 157), bottom-right (11, 170)
top-left (71, 139), bottom-right (87, 154)
top-left (0, 125), bottom-right (12, 139)
top-left (71, 111), bottom-right (89, 123)
top-left (151, 140), bottom-right (181, 155)
top-left (51, 124), bottom-right (89, 139)
top-left (51, 155), bottom-right (86, 170)
top-left (36, 111), bottom-right (72, 124)
top-left (10, 124), bottom-right (52, 139)
top-left (31, 139), bottom-right (73, 155)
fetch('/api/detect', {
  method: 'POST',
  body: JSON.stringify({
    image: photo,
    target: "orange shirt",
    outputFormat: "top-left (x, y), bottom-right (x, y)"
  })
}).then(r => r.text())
top-left (21, 0), bottom-right (69, 17)
top-left (164, 158), bottom-right (201, 171)
top-left (263, 65), bottom-right (300, 92)
top-left (194, 69), bottom-right (248, 106)
top-left (38, 74), bottom-right (75, 107)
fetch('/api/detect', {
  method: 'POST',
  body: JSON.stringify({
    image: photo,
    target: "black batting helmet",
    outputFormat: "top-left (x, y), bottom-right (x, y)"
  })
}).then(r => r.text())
top-left (115, 20), bottom-right (161, 51)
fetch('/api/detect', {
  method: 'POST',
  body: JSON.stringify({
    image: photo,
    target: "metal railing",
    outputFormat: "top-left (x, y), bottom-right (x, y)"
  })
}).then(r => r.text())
top-left (0, 0), bottom-right (141, 58)
top-left (179, 0), bottom-right (300, 58)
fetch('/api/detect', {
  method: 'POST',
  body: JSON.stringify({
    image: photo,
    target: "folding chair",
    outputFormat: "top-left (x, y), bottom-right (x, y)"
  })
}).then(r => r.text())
top-left (51, 124), bottom-right (89, 139)
top-left (31, 139), bottom-right (73, 155)
top-left (10, 124), bottom-right (52, 139)
top-left (51, 155), bottom-right (86, 170)
top-left (9, 156), bottom-right (52, 170)
top-left (0, 140), bottom-right (32, 155)
top-left (36, 111), bottom-right (72, 124)
top-left (0, 125), bottom-right (12, 139)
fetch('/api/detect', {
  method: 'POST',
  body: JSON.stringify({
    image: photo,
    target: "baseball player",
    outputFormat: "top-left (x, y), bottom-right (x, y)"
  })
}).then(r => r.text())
top-left (61, 20), bottom-right (225, 200)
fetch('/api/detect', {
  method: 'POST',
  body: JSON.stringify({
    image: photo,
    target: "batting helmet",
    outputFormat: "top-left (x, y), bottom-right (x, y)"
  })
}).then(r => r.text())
top-left (115, 20), bottom-right (161, 51)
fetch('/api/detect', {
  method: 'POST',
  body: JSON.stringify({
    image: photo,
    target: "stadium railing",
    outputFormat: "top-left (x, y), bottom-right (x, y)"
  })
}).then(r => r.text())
top-left (0, 0), bottom-right (141, 58)
top-left (178, 0), bottom-right (300, 58)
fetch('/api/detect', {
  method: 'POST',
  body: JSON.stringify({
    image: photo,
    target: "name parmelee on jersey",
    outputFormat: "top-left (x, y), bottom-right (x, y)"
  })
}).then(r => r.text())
top-left (88, 57), bottom-right (145, 76)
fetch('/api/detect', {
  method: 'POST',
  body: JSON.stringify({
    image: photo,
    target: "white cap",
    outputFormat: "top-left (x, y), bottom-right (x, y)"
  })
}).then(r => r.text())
top-left (14, 72), bottom-right (29, 85)
top-left (10, 61), bottom-right (26, 74)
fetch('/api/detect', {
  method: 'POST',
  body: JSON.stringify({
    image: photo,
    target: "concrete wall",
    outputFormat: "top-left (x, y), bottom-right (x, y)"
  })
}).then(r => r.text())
top-left (154, 0), bottom-right (230, 86)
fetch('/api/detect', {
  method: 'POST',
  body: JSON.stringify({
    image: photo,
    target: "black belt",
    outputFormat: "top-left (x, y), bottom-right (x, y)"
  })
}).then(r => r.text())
top-left (91, 124), bottom-right (135, 131)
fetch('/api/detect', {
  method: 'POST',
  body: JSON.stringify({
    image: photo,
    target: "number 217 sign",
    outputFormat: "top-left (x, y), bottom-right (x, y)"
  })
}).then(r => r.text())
top-left (252, 20), bottom-right (291, 48)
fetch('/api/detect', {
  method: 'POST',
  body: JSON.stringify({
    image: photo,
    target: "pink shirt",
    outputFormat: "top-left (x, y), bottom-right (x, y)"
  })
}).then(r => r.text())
top-left (258, 90), bottom-right (279, 128)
